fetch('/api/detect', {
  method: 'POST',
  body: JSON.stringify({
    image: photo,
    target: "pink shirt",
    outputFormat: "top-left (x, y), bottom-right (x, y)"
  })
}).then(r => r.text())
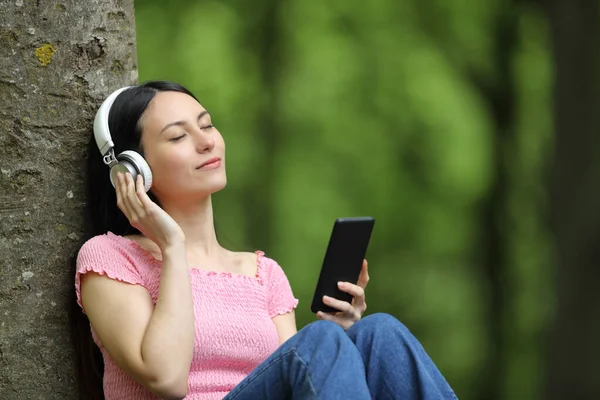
top-left (75, 232), bottom-right (299, 399)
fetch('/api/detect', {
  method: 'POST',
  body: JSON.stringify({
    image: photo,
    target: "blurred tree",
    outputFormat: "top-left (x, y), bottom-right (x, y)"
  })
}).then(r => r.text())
top-left (238, 0), bottom-right (281, 252)
top-left (472, 4), bottom-right (519, 400)
top-left (133, 0), bottom-right (560, 399)
top-left (545, 0), bottom-right (600, 399)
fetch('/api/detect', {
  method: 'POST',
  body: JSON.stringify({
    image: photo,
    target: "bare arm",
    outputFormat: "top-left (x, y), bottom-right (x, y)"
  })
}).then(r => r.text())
top-left (272, 311), bottom-right (297, 345)
top-left (81, 173), bottom-right (194, 399)
top-left (81, 243), bottom-right (194, 399)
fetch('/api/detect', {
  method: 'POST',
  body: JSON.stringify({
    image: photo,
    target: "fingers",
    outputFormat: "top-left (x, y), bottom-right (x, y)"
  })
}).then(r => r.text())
top-left (126, 173), bottom-right (144, 213)
top-left (135, 174), bottom-right (154, 209)
top-left (357, 259), bottom-right (369, 289)
top-left (316, 311), bottom-right (352, 330)
top-left (322, 295), bottom-right (362, 322)
top-left (317, 264), bottom-right (371, 331)
top-left (322, 295), bottom-right (353, 314)
top-left (338, 282), bottom-right (364, 299)
top-left (338, 281), bottom-right (367, 313)
top-left (127, 174), bottom-right (149, 229)
top-left (116, 172), bottom-right (134, 219)
top-left (116, 172), bottom-right (145, 226)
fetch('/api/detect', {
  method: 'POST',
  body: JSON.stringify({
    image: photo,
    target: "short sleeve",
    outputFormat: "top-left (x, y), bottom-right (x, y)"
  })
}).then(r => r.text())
top-left (75, 234), bottom-right (144, 313)
top-left (261, 254), bottom-right (299, 318)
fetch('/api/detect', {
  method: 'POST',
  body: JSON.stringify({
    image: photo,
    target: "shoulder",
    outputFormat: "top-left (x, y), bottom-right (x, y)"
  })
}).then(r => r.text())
top-left (257, 252), bottom-right (298, 312)
top-left (76, 232), bottom-right (151, 273)
top-left (255, 251), bottom-right (291, 282)
top-left (255, 251), bottom-right (277, 268)
top-left (221, 249), bottom-right (265, 278)
top-left (75, 232), bottom-right (147, 310)
top-left (77, 232), bottom-right (132, 261)
top-left (222, 249), bottom-right (286, 280)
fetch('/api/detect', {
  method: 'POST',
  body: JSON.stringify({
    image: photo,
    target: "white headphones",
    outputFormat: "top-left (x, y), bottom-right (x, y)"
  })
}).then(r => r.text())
top-left (93, 86), bottom-right (153, 192)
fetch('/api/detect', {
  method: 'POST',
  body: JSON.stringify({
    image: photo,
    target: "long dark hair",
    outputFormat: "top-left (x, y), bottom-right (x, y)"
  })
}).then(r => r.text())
top-left (70, 81), bottom-right (198, 399)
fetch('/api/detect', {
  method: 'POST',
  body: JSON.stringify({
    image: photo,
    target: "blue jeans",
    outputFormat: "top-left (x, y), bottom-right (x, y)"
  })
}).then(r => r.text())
top-left (224, 313), bottom-right (458, 400)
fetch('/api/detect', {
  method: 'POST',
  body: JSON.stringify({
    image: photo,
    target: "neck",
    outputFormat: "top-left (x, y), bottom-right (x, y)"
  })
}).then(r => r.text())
top-left (159, 195), bottom-right (221, 258)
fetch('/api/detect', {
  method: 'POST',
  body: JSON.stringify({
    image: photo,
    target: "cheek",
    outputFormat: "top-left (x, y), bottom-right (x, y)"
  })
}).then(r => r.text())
top-left (147, 148), bottom-right (191, 180)
top-left (216, 132), bottom-right (226, 152)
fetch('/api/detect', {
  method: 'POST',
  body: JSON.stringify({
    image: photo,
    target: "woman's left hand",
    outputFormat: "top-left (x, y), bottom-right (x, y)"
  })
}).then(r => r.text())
top-left (316, 259), bottom-right (369, 330)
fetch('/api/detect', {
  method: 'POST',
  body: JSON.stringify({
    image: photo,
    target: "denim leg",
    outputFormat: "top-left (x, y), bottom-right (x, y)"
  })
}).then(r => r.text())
top-left (225, 319), bottom-right (371, 400)
top-left (346, 313), bottom-right (458, 400)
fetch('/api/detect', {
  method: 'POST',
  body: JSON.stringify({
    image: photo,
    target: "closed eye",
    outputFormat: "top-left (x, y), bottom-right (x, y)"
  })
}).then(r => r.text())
top-left (201, 124), bottom-right (214, 130)
top-left (169, 134), bottom-right (186, 142)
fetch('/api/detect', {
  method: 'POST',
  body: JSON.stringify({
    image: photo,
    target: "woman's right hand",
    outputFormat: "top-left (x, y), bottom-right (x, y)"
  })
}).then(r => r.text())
top-left (116, 172), bottom-right (185, 249)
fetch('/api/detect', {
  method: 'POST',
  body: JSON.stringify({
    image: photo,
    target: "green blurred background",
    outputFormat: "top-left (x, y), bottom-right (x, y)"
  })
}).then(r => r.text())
top-left (133, 1), bottom-right (580, 399)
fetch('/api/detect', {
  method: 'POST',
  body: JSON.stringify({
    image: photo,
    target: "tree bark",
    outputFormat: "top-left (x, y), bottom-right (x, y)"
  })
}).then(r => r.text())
top-left (0, 1), bottom-right (137, 398)
top-left (545, 0), bottom-right (600, 399)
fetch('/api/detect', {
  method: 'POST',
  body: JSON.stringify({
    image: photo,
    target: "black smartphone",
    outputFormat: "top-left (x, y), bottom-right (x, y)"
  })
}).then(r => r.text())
top-left (310, 217), bottom-right (375, 314)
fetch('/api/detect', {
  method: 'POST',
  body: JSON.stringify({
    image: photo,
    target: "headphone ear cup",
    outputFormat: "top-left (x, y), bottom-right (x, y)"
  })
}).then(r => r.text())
top-left (109, 160), bottom-right (138, 189)
top-left (112, 150), bottom-right (153, 192)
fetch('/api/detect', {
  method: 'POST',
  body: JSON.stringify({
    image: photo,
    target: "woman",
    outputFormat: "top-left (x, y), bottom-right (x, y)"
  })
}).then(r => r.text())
top-left (72, 81), bottom-right (457, 400)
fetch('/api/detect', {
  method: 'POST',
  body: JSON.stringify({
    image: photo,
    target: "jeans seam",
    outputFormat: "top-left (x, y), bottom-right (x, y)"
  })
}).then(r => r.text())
top-left (289, 348), bottom-right (317, 399)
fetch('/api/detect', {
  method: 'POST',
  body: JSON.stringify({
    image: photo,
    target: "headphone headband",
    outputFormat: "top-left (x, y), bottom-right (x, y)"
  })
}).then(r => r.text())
top-left (93, 86), bottom-right (133, 156)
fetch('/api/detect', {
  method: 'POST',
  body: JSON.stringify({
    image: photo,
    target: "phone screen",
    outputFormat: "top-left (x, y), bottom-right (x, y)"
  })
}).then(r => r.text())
top-left (310, 217), bottom-right (375, 314)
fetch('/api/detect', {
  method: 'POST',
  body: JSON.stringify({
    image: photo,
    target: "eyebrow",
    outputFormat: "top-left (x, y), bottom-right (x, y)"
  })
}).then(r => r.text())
top-left (160, 111), bottom-right (210, 134)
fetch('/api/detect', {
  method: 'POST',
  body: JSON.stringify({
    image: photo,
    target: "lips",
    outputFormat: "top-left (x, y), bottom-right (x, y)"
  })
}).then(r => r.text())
top-left (197, 157), bottom-right (221, 170)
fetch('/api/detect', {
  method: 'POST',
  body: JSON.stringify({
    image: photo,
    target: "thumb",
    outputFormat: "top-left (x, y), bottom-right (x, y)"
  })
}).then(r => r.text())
top-left (357, 259), bottom-right (369, 289)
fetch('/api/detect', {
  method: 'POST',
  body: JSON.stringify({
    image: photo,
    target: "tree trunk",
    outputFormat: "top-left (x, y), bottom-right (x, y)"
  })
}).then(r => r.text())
top-left (0, 1), bottom-right (137, 398)
top-left (545, 0), bottom-right (600, 399)
top-left (242, 0), bottom-right (281, 251)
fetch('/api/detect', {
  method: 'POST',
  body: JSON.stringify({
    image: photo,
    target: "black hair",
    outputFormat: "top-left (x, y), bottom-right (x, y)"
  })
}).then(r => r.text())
top-left (70, 81), bottom-right (198, 399)
top-left (88, 81), bottom-right (198, 237)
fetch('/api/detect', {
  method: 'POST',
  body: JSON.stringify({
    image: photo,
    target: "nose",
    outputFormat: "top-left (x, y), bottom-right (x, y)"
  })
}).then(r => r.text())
top-left (194, 130), bottom-right (215, 153)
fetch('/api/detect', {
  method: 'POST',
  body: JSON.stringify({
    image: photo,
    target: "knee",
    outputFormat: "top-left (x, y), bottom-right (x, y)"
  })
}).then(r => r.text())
top-left (354, 313), bottom-right (411, 337)
top-left (301, 319), bottom-right (345, 340)
top-left (290, 320), bottom-right (358, 364)
top-left (294, 320), bottom-right (350, 352)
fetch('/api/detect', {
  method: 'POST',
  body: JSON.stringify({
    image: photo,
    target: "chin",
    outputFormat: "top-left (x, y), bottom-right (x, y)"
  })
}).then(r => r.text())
top-left (195, 176), bottom-right (227, 197)
top-left (210, 178), bottom-right (227, 194)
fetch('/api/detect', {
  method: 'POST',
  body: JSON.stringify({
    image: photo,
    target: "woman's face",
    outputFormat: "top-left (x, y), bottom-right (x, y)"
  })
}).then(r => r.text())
top-left (139, 90), bottom-right (227, 203)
